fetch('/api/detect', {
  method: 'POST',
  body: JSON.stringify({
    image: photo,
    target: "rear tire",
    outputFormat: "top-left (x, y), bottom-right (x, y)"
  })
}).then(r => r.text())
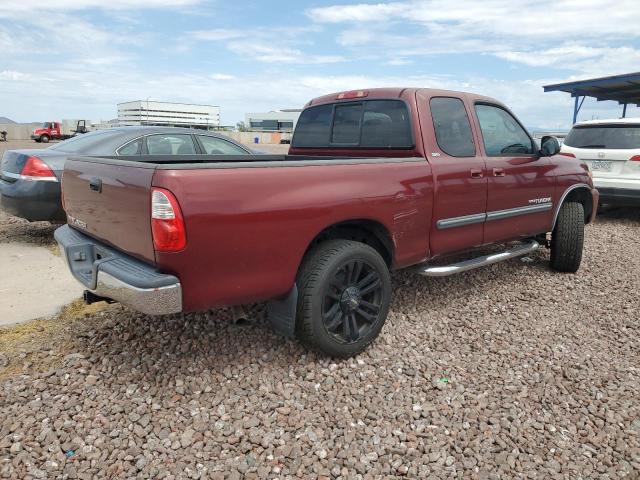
top-left (550, 201), bottom-right (584, 273)
top-left (40, 135), bottom-right (50, 143)
top-left (295, 240), bottom-right (391, 358)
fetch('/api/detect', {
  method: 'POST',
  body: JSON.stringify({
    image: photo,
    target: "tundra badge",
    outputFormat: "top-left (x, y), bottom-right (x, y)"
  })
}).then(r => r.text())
top-left (68, 215), bottom-right (87, 229)
top-left (529, 197), bottom-right (551, 205)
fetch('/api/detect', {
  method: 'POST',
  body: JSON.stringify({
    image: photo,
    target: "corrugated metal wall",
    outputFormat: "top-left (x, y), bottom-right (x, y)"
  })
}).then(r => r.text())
top-left (0, 124), bottom-right (40, 140)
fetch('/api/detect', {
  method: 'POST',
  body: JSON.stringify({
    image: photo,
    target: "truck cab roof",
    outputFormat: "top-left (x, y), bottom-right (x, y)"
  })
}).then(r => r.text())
top-left (305, 87), bottom-right (503, 108)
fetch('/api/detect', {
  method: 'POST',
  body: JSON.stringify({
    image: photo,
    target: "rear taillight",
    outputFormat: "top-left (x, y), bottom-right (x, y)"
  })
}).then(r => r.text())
top-left (630, 155), bottom-right (640, 161)
top-left (21, 156), bottom-right (56, 179)
top-left (559, 152), bottom-right (576, 158)
top-left (151, 188), bottom-right (186, 252)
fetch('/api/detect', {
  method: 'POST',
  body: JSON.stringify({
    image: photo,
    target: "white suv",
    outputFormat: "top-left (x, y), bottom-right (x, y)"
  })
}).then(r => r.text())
top-left (561, 118), bottom-right (640, 206)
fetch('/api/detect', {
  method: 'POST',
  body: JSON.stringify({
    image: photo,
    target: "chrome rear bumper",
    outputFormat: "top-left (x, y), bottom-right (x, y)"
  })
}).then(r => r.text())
top-left (93, 271), bottom-right (182, 315)
top-left (55, 225), bottom-right (182, 315)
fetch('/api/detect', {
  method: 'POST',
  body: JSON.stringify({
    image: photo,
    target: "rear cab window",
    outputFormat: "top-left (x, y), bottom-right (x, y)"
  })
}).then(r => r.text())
top-left (292, 99), bottom-right (413, 149)
top-left (564, 124), bottom-right (640, 149)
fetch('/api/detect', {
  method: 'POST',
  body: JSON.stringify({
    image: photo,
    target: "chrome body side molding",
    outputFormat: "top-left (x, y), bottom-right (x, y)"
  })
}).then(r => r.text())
top-left (486, 203), bottom-right (552, 221)
top-left (436, 212), bottom-right (487, 230)
top-left (437, 203), bottom-right (553, 231)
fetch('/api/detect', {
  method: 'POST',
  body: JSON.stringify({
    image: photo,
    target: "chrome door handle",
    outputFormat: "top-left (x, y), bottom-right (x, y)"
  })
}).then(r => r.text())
top-left (493, 168), bottom-right (505, 177)
top-left (470, 169), bottom-right (483, 179)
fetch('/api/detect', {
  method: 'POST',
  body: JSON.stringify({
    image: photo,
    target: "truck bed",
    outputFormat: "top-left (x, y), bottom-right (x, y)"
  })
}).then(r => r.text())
top-left (92, 153), bottom-right (420, 165)
top-left (61, 154), bottom-right (433, 311)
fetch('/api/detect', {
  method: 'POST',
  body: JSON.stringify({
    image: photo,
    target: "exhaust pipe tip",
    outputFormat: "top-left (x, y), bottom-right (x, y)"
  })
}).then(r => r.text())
top-left (83, 290), bottom-right (114, 305)
top-left (231, 305), bottom-right (249, 325)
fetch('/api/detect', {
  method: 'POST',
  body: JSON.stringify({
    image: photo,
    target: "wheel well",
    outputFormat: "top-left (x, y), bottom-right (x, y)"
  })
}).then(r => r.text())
top-left (307, 220), bottom-right (394, 267)
top-left (564, 187), bottom-right (594, 224)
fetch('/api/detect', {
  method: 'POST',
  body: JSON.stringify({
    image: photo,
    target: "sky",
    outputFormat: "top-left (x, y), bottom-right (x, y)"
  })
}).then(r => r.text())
top-left (1, 0), bottom-right (639, 129)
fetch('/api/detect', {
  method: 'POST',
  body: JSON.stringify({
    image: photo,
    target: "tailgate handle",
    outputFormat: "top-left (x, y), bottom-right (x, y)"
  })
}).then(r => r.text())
top-left (89, 177), bottom-right (102, 193)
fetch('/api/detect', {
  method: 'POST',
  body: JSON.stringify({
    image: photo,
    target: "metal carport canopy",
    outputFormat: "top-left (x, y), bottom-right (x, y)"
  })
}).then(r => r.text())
top-left (543, 72), bottom-right (640, 124)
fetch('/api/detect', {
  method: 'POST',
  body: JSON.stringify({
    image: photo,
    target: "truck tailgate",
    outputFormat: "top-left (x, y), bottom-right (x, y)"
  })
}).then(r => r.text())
top-left (62, 158), bottom-right (156, 263)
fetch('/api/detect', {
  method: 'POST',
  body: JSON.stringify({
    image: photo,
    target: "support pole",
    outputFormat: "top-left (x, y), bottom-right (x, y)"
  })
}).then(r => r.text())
top-left (622, 103), bottom-right (628, 118)
top-left (572, 96), bottom-right (585, 124)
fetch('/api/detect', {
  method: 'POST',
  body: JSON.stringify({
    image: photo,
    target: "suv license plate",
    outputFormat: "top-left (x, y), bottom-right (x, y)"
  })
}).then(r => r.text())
top-left (591, 160), bottom-right (612, 172)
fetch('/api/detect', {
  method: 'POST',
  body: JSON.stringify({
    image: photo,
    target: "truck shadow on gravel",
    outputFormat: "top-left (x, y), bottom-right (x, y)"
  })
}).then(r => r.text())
top-left (59, 206), bottom-right (634, 375)
top-left (595, 206), bottom-right (640, 224)
top-left (69, 305), bottom-right (311, 379)
top-left (65, 255), bottom-right (549, 379)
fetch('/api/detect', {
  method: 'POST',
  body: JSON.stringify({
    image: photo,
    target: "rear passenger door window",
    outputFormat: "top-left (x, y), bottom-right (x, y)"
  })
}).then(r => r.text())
top-left (475, 104), bottom-right (534, 155)
top-left (146, 134), bottom-right (196, 155)
top-left (197, 135), bottom-right (248, 155)
top-left (429, 97), bottom-right (476, 157)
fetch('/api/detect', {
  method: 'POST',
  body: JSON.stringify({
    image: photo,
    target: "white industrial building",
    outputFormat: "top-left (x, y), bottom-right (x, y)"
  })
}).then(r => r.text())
top-left (117, 100), bottom-right (220, 128)
top-left (245, 109), bottom-right (301, 132)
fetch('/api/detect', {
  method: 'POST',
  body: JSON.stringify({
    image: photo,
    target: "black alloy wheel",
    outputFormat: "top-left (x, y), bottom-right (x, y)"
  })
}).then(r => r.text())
top-left (295, 240), bottom-right (391, 357)
top-left (321, 259), bottom-right (384, 344)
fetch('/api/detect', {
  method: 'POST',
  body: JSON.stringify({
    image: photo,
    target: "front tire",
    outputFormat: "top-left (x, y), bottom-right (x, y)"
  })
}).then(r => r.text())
top-left (550, 201), bottom-right (584, 273)
top-left (295, 240), bottom-right (391, 358)
top-left (40, 135), bottom-right (50, 143)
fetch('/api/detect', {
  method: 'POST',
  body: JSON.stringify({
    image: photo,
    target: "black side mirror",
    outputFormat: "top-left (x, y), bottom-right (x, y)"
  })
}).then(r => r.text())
top-left (540, 136), bottom-right (560, 156)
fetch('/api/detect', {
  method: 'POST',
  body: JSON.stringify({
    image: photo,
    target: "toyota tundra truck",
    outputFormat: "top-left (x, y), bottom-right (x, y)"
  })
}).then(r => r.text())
top-left (55, 88), bottom-right (598, 357)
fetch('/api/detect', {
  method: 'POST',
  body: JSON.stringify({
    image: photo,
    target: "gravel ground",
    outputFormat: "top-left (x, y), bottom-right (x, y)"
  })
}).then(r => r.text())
top-left (1, 201), bottom-right (639, 478)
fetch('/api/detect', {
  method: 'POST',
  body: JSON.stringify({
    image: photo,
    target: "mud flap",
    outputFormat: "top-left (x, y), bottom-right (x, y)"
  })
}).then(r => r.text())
top-left (266, 284), bottom-right (298, 337)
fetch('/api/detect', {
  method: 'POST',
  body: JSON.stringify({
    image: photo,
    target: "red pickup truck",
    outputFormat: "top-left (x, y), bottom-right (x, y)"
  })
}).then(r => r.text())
top-left (55, 88), bottom-right (598, 357)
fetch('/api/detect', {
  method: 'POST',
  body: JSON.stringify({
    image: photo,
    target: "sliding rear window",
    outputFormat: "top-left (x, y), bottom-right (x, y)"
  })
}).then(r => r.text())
top-left (564, 124), bottom-right (640, 149)
top-left (292, 100), bottom-right (413, 148)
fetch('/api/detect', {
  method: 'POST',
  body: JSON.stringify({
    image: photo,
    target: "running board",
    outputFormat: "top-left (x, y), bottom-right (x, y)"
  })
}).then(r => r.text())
top-left (416, 240), bottom-right (539, 277)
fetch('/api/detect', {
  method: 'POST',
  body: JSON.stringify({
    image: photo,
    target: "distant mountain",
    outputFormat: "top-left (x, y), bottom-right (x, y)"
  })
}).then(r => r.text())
top-left (0, 117), bottom-right (16, 124)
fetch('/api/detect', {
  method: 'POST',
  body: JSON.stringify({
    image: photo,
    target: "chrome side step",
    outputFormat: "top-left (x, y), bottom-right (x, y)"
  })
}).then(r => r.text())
top-left (416, 240), bottom-right (539, 277)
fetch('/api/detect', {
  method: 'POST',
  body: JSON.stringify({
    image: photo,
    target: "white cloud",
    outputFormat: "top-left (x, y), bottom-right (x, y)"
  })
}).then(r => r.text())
top-left (188, 26), bottom-right (339, 64)
top-left (387, 58), bottom-right (413, 66)
top-left (1, 0), bottom-right (203, 13)
top-left (308, 0), bottom-right (640, 73)
top-left (226, 42), bottom-right (345, 64)
top-left (190, 29), bottom-right (244, 41)
top-left (309, 0), bottom-right (639, 39)
top-left (4, 62), bottom-right (632, 129)
top-left (308, 3), bottom-right (406, 23)
top-left (1, 0), bottom-right (637, 131)
top-left (495, 45), bottom-right (640, 76)
top-left (0, 70), bottom-right (34, 81)
top-left (210, 73), bottom-right (235, 81)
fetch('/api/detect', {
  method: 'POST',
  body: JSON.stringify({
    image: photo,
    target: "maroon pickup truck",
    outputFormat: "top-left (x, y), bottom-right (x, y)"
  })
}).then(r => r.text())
top-left (55, 88), bottom-right (598, 357)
